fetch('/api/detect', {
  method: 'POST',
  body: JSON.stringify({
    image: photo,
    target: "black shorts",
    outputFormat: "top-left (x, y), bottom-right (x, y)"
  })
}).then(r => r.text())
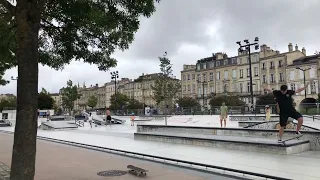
top-left (279, 111), bottom-right (303, 127)
top-left (106, 115), bottom-right (111, 120)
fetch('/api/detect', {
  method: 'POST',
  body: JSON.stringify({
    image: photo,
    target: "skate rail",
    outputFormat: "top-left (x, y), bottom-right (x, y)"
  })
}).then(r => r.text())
top-left (0, 130), bottom-right (291, 180)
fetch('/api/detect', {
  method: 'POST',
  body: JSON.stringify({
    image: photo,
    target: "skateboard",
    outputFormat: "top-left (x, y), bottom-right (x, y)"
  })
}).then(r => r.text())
top-left (127, 165), bottom-right (148, 177)
top-left (280, 134), bottom-right (303, 145)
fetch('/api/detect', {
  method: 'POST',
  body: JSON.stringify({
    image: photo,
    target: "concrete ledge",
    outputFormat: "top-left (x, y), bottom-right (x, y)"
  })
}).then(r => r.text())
top-left (137, 124), bottom-right (320, 150)
top-left (134, 132), bottom-right (310, 155)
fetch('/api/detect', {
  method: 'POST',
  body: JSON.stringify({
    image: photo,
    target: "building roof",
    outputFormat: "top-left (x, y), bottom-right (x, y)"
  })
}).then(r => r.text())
top-left (287, 54), bottom-right (320, 67)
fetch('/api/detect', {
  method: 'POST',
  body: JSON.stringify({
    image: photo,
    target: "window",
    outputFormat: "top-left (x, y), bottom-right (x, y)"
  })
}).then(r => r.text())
top-left (216, 72), bottom-right (220, 80)
top-left (299, 70), bottom-right (303, 79)
top-left (246, 57), bottom-right (249, 64)
top-left (247, 82), bottom-right (250, 93)
top-left (198, 87), bottom-right (201, 95)
top-left (209, 72), bottom-right (214, 81)
top-left (279, 73), bottom-right (284, 82)
top-left (224, 84), bottom-right (228, 93)
top-left (216, 61), bottom-right (220, 66)
top-left (246, 68), bottom-right (250, 77)
top-left (192, 74), bottom-right (195, 80)
top-left (279, 60), bottom-right (282, 67)
top-left (270, 74), bottom-right (275, 83)
top-left (183, 85), bottom-right (186, 92)
top-left (203, 73), bottom-right (207, 81)
top-left (210, 86), bottom-right (214, 93)
top-left (232, 58), bottom-right (237, 64)
top-left (262, 63), bottom-right (265, 70)
top-left (203, 63), bottom-right (206, 69)
top-left (187, 74), bottom-right (190, 80)
top-left (192, 84), bottom-right (196, 92)
top-left (209, 62), bottom-right (214, 68)
top-left (232, 69), bottom-right (237, 79)
top-left (270, 62), bottom-right (274, 69)
top-left (310, 68), bottom-right (316, 78)
top-left (197, 74), bottom-right (201, 82)
top-left (239, 58), bottom-right (242, 64)
top-left (197, 64), bottom-right (200, 70)
top-left (290, 84), bottom-right (296, 91)
top-left (224, 60), bottom-right (228, 65)
top-left (240, 83), bottom-right (243, 93)
top-left (289, 70), bottom-right (295, 80)
top-left (262, 75), bottom-right (266, 83)
top-left (224, 70), bottom-right (228, 80)
top-left (204, 87), bottom-right (207, 95)
top-left (254, 67), bottom-right (258, 76)
top-left (187, 85), bottom-right (190, 91)
top-left (239, 69), bottom-right (243, 78)
top-left (311, 82), bottom-right (316, 94)
top-left (183, 75), bottom-right (186, 81)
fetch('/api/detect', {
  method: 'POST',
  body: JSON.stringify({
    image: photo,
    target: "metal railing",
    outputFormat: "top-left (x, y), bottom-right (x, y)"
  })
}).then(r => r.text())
top-left (0, 130), bottom-right (291, 180)
top-left (75, 120), bottom-right (84, 127)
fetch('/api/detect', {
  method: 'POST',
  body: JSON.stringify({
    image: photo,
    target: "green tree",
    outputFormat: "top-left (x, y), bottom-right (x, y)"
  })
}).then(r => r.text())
top-left (109, 93), bottom-right (129, 110)
top-left (151, 55), bottom-right (181, 106)
top-left (176, 97), bottom-right (200, 108)
top-left (61, 80), bottom-right (80, 112)
top-left (127, 99), bottom-right (144, 109)
top-left (256, 93), bottom-right (276, 105)
top-left (87, 95), bottom-right (98, 109)
top-left (0, 96), bottom-right (17, 110)
top-left (0, 0), bottom-right (160, 178)
top-left (209, 95), bottom-right (245, 107)
top-left (37, 88), bottom-right (54, 110)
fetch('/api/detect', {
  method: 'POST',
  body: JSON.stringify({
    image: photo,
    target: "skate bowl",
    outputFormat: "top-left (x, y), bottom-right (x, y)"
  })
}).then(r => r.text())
top-left (135, 124), bottom-right (320, 151)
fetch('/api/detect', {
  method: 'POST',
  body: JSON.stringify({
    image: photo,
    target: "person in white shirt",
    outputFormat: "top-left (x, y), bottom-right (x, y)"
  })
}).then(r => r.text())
top-left (88, 113), bottom-right (93, 128)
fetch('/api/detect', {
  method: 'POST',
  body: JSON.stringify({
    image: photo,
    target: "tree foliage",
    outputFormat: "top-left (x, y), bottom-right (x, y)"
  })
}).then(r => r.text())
top-left (0, 0), bottom-right (160, 179)
top-left (37, 88), bottom-right (54, 110)
top-left (109, 93), bottom-right (129, 110)
top-left (151, 56), bottom-right (181, 106)
top-left (256, 93), bottom-right (276, 105)
top-left (127, 98), bottom-right (144, 109)
top-left (87, 95), bottom-right (98, 109)
top-left (61, 80), bottom-right (80, 111)
top-left (209, 95), bottom-right (245, 107)
top-left (176, 97), bottom-right (200, 108)
top-left (0, 95), bottom-right (17, 110)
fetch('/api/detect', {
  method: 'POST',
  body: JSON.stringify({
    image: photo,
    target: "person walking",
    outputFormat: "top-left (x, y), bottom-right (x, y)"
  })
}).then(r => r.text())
top-left (88, 112), bottom-right (93, 128)
top-left (264, 83), bottom-right (309, 143)
top-left (130, 113), bottom-right (135, 126)
top-left (220, 102), bottom-right (228, 128)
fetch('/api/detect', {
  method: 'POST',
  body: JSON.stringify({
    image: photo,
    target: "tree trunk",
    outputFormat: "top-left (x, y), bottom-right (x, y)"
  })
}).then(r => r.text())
top-left (10, 1), bottom-right (43, 180)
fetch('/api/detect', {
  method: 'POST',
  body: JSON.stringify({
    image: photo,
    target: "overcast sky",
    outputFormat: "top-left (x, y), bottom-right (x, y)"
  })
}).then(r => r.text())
top-left (1, 0), bottom-right (319, 94)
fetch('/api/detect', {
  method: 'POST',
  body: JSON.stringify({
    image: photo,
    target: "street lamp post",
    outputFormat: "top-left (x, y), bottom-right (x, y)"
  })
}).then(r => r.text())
top-left (236, 37), bottom-right (259, 111)
top-left (110, 71), bottom-right (119, 113)
top-left (296, 67), bottom-right (311, 99)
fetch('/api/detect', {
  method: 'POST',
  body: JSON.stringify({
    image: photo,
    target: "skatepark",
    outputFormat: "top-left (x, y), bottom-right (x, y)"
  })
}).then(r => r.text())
top-left (1, 113), bottom-right (320, 179)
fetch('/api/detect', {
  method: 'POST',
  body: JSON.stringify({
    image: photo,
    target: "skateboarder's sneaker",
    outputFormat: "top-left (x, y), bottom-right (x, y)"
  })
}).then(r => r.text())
top-left (278, 139), bottom-right (282, 143)
top-left (296, 131), bottom-right (302, 135)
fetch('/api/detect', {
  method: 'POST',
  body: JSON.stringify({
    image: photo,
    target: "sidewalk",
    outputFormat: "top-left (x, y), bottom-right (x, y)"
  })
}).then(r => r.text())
top-left (0, 133), bottom-right (231, 180)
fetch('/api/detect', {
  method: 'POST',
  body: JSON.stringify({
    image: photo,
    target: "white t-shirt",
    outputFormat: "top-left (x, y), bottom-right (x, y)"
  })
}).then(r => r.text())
top-left (89, 115), bottom-right (93, 121)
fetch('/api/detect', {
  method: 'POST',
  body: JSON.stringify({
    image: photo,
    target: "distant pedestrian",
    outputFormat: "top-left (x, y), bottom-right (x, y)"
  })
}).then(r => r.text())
top-left (130, 113), bottom-right (135, 126)
top-left (265, 105), bottom-right (271, 121)
top-left (46, 110), bottom-right (50, 121)
top-left (220, 102), bottom-right (228, 128)
top-left (88, 112), bottom-right (93, 128)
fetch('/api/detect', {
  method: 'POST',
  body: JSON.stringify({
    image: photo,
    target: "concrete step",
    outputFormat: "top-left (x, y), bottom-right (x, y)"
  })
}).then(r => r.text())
top-left (134, 132), bottom-right (310, 155)
top-left (0, 123), bottom-right (10, 127)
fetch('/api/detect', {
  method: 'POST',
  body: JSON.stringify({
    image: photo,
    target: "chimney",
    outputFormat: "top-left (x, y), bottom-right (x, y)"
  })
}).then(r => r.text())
top-left (302, 47), bottom-right (306, 55)
top-left (295, 44), bottom-right (298, 51)
top-left (288, 43), bottom-right (293, 52)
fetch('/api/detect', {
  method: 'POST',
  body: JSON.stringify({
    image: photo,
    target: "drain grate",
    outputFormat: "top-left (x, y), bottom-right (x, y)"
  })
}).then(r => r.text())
top-left (97, 170), bottom-right (127, 177)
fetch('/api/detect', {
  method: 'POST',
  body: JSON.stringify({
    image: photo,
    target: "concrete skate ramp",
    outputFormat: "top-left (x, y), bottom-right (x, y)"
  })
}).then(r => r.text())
top-left (39, 121), bottom-right (78, 130)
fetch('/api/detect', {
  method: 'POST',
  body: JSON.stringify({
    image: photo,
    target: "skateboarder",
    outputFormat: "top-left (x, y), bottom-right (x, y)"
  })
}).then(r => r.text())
top-left (264, 84), bottom-right (309, 143)
top-left (88, 112), bottom-right (93, 128)
top-left (220, 102), bottom-right (228, 128)
top-left (106, 107), bottom-right (111, 126)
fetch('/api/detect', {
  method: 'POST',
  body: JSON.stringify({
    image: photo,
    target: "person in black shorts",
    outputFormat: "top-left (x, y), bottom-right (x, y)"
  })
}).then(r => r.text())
top-left (264, 83), bottom-right (309, 143)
